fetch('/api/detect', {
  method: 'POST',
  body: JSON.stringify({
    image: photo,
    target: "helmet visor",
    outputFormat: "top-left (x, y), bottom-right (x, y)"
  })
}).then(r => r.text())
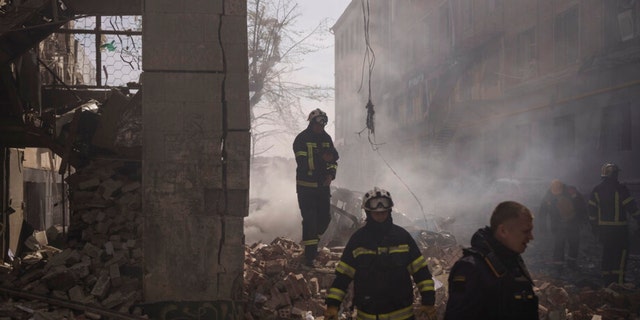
top-left (365, 197), bottom-right (392, 211)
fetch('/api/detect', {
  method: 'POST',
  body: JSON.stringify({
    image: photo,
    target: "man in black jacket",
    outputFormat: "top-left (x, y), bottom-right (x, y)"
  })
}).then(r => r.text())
top-left (324, 187), bottom-right (437, 320)
top-left (588, 163), bottom-right (640, 285)
top-left (293, 108), bottom-right (339, 267)
top-left (538, 179), bottom-right (587, 269)
top-left (444, 201), bottom-right (538, 320)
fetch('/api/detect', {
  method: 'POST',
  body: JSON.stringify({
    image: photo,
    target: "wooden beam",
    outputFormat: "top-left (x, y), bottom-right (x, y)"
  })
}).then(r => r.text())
top-left (64, 0), bottom-right (142, 16)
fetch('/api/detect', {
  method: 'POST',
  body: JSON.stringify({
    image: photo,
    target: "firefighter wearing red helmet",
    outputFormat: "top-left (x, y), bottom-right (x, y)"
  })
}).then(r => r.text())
top-left (588, 163), bottom-right (640, 285)
top-left (293, 108), bottom-right (339, 267)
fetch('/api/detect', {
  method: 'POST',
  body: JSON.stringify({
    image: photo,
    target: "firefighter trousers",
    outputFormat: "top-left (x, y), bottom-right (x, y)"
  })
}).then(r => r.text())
top-left (599, 226), bottom-right (629, 285)
top-left (552, 223), bottom-right (579, 265)
top-left (297, 186), bottom-right (331, 264)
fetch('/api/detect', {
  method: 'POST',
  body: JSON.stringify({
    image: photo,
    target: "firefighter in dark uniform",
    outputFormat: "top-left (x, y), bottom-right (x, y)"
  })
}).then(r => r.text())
top-left (444, 201), bottom-right (538, 320)
top-left (539, 179), bottom-right (587, 269)
top-left (324, 187), bottom-right (437, 320)
top-left (588, 163), bottom-right (640, 285)
top-left (293, 108), bottom-right (339, 267)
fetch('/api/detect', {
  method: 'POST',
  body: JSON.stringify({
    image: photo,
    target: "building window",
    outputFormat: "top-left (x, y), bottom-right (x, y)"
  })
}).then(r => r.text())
top-left (618, 9), bottom-right (636, 41)
top-left (460, 0), bottom-right (472, 31)
top-left (439, 3), bottom-right (451, 53)
top-left (552, 115), bottom-right (575, 158)
top-left (600, 103), bottom-right (632, 151)
top-left (483, 42), bottom-right (501, 86)
top-left (514, 27), bottom-right (537, 79)
top-left (554, 6), bottom-right (580, 67)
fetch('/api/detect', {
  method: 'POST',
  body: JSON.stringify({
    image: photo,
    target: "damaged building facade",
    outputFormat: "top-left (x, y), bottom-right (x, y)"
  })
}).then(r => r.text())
top-left (333, 0), bottom-right (640, 213)
top-left (1, 0), bottom-right (250, 318)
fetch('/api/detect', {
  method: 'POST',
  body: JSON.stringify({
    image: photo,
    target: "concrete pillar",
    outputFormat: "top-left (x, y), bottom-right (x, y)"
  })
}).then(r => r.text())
top-left (141, 0), bottom-right (249, 309)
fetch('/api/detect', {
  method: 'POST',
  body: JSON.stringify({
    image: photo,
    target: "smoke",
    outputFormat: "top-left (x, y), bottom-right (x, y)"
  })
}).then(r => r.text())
top-left (245, 156), bottom-right (301, 245)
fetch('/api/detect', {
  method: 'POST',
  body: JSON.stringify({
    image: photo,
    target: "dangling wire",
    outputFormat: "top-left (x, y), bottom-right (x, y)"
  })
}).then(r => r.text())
top-left (356, 0), bottom-right (380, 150)
top-left (354, 0), bottom-right (427, 222)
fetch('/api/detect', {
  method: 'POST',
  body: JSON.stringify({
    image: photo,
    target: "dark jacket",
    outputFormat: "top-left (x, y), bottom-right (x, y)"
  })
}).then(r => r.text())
top-left (326, 216), bottom-right (435, 318)
top-left (539, 185), bottom-right (587, 233)
top-left (293, 126), bottom-right (338, 190)
top-left (588, 178), bottom-right (640, 228)
top-left (444, 227), bottom-right (538, 320)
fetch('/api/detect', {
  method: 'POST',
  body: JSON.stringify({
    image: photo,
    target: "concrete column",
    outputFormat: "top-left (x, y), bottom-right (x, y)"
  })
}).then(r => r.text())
top-left (142, 0), bottom-right (249, 307)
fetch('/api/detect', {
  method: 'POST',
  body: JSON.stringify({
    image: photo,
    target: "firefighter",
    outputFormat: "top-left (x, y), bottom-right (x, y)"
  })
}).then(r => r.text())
top-left (538, 179), bottom-right (587, 269)
top-left (293, 108), bottom-right (339, 267)
top-left (444, 201), bottom-right (538, 320)
top-left (588, 163), bottom-right (640, 285)
top-left (324, 187), bottom-right (437, 320)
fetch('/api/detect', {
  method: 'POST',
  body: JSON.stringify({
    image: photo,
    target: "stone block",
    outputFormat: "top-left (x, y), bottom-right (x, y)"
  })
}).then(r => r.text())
top-left (90, 273), bottom-right (111, 299)
top-left (224, 0), bottom-right (246, 15)
top-left (121, 181), bottom-right (141, 193)
top-left (144, 0), bottom-right (222, 14)
top-left (183, 102), bottom-right (224, 134)
top-left (78, 177), bottom-right (101, 190)
top-left (82, 242), bottom-right (102, 259)
top-left (222, 216), bottom-right (244, 245)
top-left (101, 291), bottom-right (125, 309)
top-left (225, 131), bottom-right (250, 161)
top-left (225, 189), bottom-right (248, 217)
top-left (68, 261), bottom-right (91, 279)
top-left (143, 40), bottom-right (223, 71)
top-left (220, 15), bottom-right (247, 44)
top-left (226, 99), bottom-right (250, 130)
top-left (223, 42), bottom-right (249, 73)
top-left (226, 161), bottom-right (249, 189)
top-left (104, 241), bottom-right (115, 255)
top-left (68, 285), bottom-right (87, 303)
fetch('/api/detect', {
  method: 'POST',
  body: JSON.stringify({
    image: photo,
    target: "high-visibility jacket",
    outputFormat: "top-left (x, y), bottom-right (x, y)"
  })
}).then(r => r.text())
top-left (588, 178), bottom-right (640, 227)
top-left (293, 126), bottom-right (338, 189)
top-left (326, 219), bottom-right (435, 319)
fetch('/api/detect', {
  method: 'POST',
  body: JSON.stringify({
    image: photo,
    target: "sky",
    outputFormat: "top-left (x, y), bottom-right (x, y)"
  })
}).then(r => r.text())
top-left (262, 0), bottom-right (352, 158)
top-left (245, 1), bottom-right (352, 244)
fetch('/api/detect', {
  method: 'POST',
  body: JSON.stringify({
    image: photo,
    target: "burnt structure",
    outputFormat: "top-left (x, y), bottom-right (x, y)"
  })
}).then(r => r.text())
top-left (333, 1), bottom-right (640, 210)
top-left (0, 0), bottom-right (249, 315)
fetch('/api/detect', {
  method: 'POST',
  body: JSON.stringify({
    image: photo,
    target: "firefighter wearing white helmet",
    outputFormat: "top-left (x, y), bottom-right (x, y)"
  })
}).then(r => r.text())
top-left (293, 108), bottom-right (339, 267)
top-left (325, 187), bottom-right (437, 320)
top-left (588, 163), bottom-right (640, 285)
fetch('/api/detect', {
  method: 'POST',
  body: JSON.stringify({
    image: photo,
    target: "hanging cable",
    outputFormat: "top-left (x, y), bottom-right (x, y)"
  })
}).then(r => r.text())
top-left (353, 0), bottom-right (427, 222)
top-left (356, 0), bottom-right (379, 148)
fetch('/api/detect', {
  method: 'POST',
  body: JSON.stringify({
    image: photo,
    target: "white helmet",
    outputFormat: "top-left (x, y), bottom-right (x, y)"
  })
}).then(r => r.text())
top-left (307, 108), bottom-right (328, 125)
top-left (362, 187), bottom-right (394, 212)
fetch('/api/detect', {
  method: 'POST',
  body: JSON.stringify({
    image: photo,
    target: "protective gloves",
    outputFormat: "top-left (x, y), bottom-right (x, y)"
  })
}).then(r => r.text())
top-left (415, 304), bottom-right (437, 320)
top-left (324, 305), bottom-right (339, 320)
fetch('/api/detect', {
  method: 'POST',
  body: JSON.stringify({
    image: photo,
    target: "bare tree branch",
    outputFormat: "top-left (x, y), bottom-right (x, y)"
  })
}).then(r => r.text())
top-left (248, 0), bottom-right (333, 158)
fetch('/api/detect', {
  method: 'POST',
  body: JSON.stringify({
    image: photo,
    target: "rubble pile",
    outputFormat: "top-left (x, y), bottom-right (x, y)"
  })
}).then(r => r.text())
top-left (0, 159), bottom-right (145, 319)
top-left (242, 237), bottom-right (456, 319)
top-left (244, 237), bottom-right (338, 319)
top-left (535, 279), bottom-right (640, 320)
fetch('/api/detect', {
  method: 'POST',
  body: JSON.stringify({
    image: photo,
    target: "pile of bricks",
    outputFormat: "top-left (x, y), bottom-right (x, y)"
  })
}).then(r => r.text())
top-left (0, 159), bottom-right (145, 319)
top-left (535, 279), bottom-right (640, 320)
top-left (244, 237), bottom-right (339, 319)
